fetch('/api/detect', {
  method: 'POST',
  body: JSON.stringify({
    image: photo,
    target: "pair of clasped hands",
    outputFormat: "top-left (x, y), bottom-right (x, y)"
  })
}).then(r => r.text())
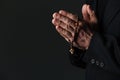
top-left (52, 4), bottom-right (97, 50)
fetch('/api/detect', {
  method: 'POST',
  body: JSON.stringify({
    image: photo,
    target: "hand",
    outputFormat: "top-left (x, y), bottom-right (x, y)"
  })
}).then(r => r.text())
top-left (52, 10), bottom-right (83, 43)
top-left (52, 4), bottom-right (98, 50)
top-left (75, 4), bottom-right (98, 50)
top-left (82, 4), bottom-right (97, 24)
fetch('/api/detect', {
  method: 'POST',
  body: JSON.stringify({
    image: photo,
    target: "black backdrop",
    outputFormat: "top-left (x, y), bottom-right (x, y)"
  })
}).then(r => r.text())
top-left (1, 0), bottom-right (85, 80)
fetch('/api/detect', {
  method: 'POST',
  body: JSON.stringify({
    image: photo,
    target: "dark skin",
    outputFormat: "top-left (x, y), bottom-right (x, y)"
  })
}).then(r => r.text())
top-left (52, 4), bottom-right (97, 51)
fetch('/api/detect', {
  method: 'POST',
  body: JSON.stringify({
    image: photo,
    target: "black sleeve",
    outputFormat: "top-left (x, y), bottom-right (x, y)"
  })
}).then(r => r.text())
top-left (68, 47), bottom-right (87, 69)
top-left (81, 0), bottom-right (120, 74)
top-left (68, 0), bottom-right (120, 73)
top-left (83, 32), bottom-right (120, 74)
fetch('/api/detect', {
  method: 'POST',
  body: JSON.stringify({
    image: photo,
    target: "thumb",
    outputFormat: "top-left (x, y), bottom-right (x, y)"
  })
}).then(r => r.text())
top-left (87, 5), bottom-right (97, 23)
top-left (82, 4), bottom-right (89, 22)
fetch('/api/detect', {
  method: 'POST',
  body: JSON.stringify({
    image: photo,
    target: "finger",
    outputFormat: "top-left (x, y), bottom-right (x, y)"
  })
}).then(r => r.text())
top-left (87, 5), bottom-right (97, 23)
top-left (52, 12), bottom-right (58, 18)
top-left (59, 10), bottom-right (78, 22)
top-left (87, 5), bottom-right (95, 17)
top-left (77, 36), bottom-right (86, 48)
top-left (78, 29), bottom-right (86, 39)
top-left (52, 18), bottom-right (61, 26)
top-left (52, 19), bottom-right (75, 34)
top-left (53, 12), bottom-right (77, 29)
top-left (82, 4), bottom-right (90, 22)
top-left (52, 12), bottom-right (59, 26)
top-left (58, 29), bottom-right (70, 42)
top-left (52, 18), bottom-right (59, 26)
top-left (77, 21), bottom-right (83, 29)
top-left (79, 30), bottom-right (92, 42)
top-left (56, 26), bottom-right (74, 42)
top-left (56, 26), bottom-right (70, 42)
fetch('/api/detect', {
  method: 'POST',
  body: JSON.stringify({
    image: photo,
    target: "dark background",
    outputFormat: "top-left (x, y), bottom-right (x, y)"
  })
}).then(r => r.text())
top-left (0, 0), bottom-right (85, 80)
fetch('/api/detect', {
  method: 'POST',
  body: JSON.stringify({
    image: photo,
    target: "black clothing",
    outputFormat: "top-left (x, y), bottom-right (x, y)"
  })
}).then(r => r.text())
top-left (68, 0), bottom-right (120, 80)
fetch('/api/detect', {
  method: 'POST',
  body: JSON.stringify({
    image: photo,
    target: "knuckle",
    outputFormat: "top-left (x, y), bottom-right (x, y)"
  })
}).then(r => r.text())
top-left (68, 20), bottom-right (74, 27)
top-left (69, 26), bottom-right (74, 32)
top-left (72, 15), bottom-right (78, 20)
top-left (60, 22), bottom-right (64, 27)
top-left (58, 27), bottom-right (62, 32)
top-left (66, 31), bottom-right (72, 37)
top-left (56, 20), bottom-right (61, 26)
top-left (78, 21), bottom-right (83, 26)
top-left (66, 18), bottom-right (70, 23)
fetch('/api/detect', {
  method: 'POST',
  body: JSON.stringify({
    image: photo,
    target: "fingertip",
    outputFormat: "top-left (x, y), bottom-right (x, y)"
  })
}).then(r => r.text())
top-left (86, 5), bottom-right (95, 16)
top-left (52, 12), bottom-right (58, 18)
top-left (82, 4), bottom-right (88, 9)
top-left (59, 10), bottom-right (64, 13)
top-left (52, 13), bottom-right (55, 18)
top-left (59, 10), bottom-right (66, 15)
top-left (56, 26), bottom-right (59, 29)
top-left (83, 4), bottom-right (88, 7)
top-left (82, 4), bottom-right (88, 21)
top-left (52, 19), bottom-right (55, 24)
top-left (87, 5), bottom-right (93, 11)
top-left (82, 4), bottom-right (87, 14)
